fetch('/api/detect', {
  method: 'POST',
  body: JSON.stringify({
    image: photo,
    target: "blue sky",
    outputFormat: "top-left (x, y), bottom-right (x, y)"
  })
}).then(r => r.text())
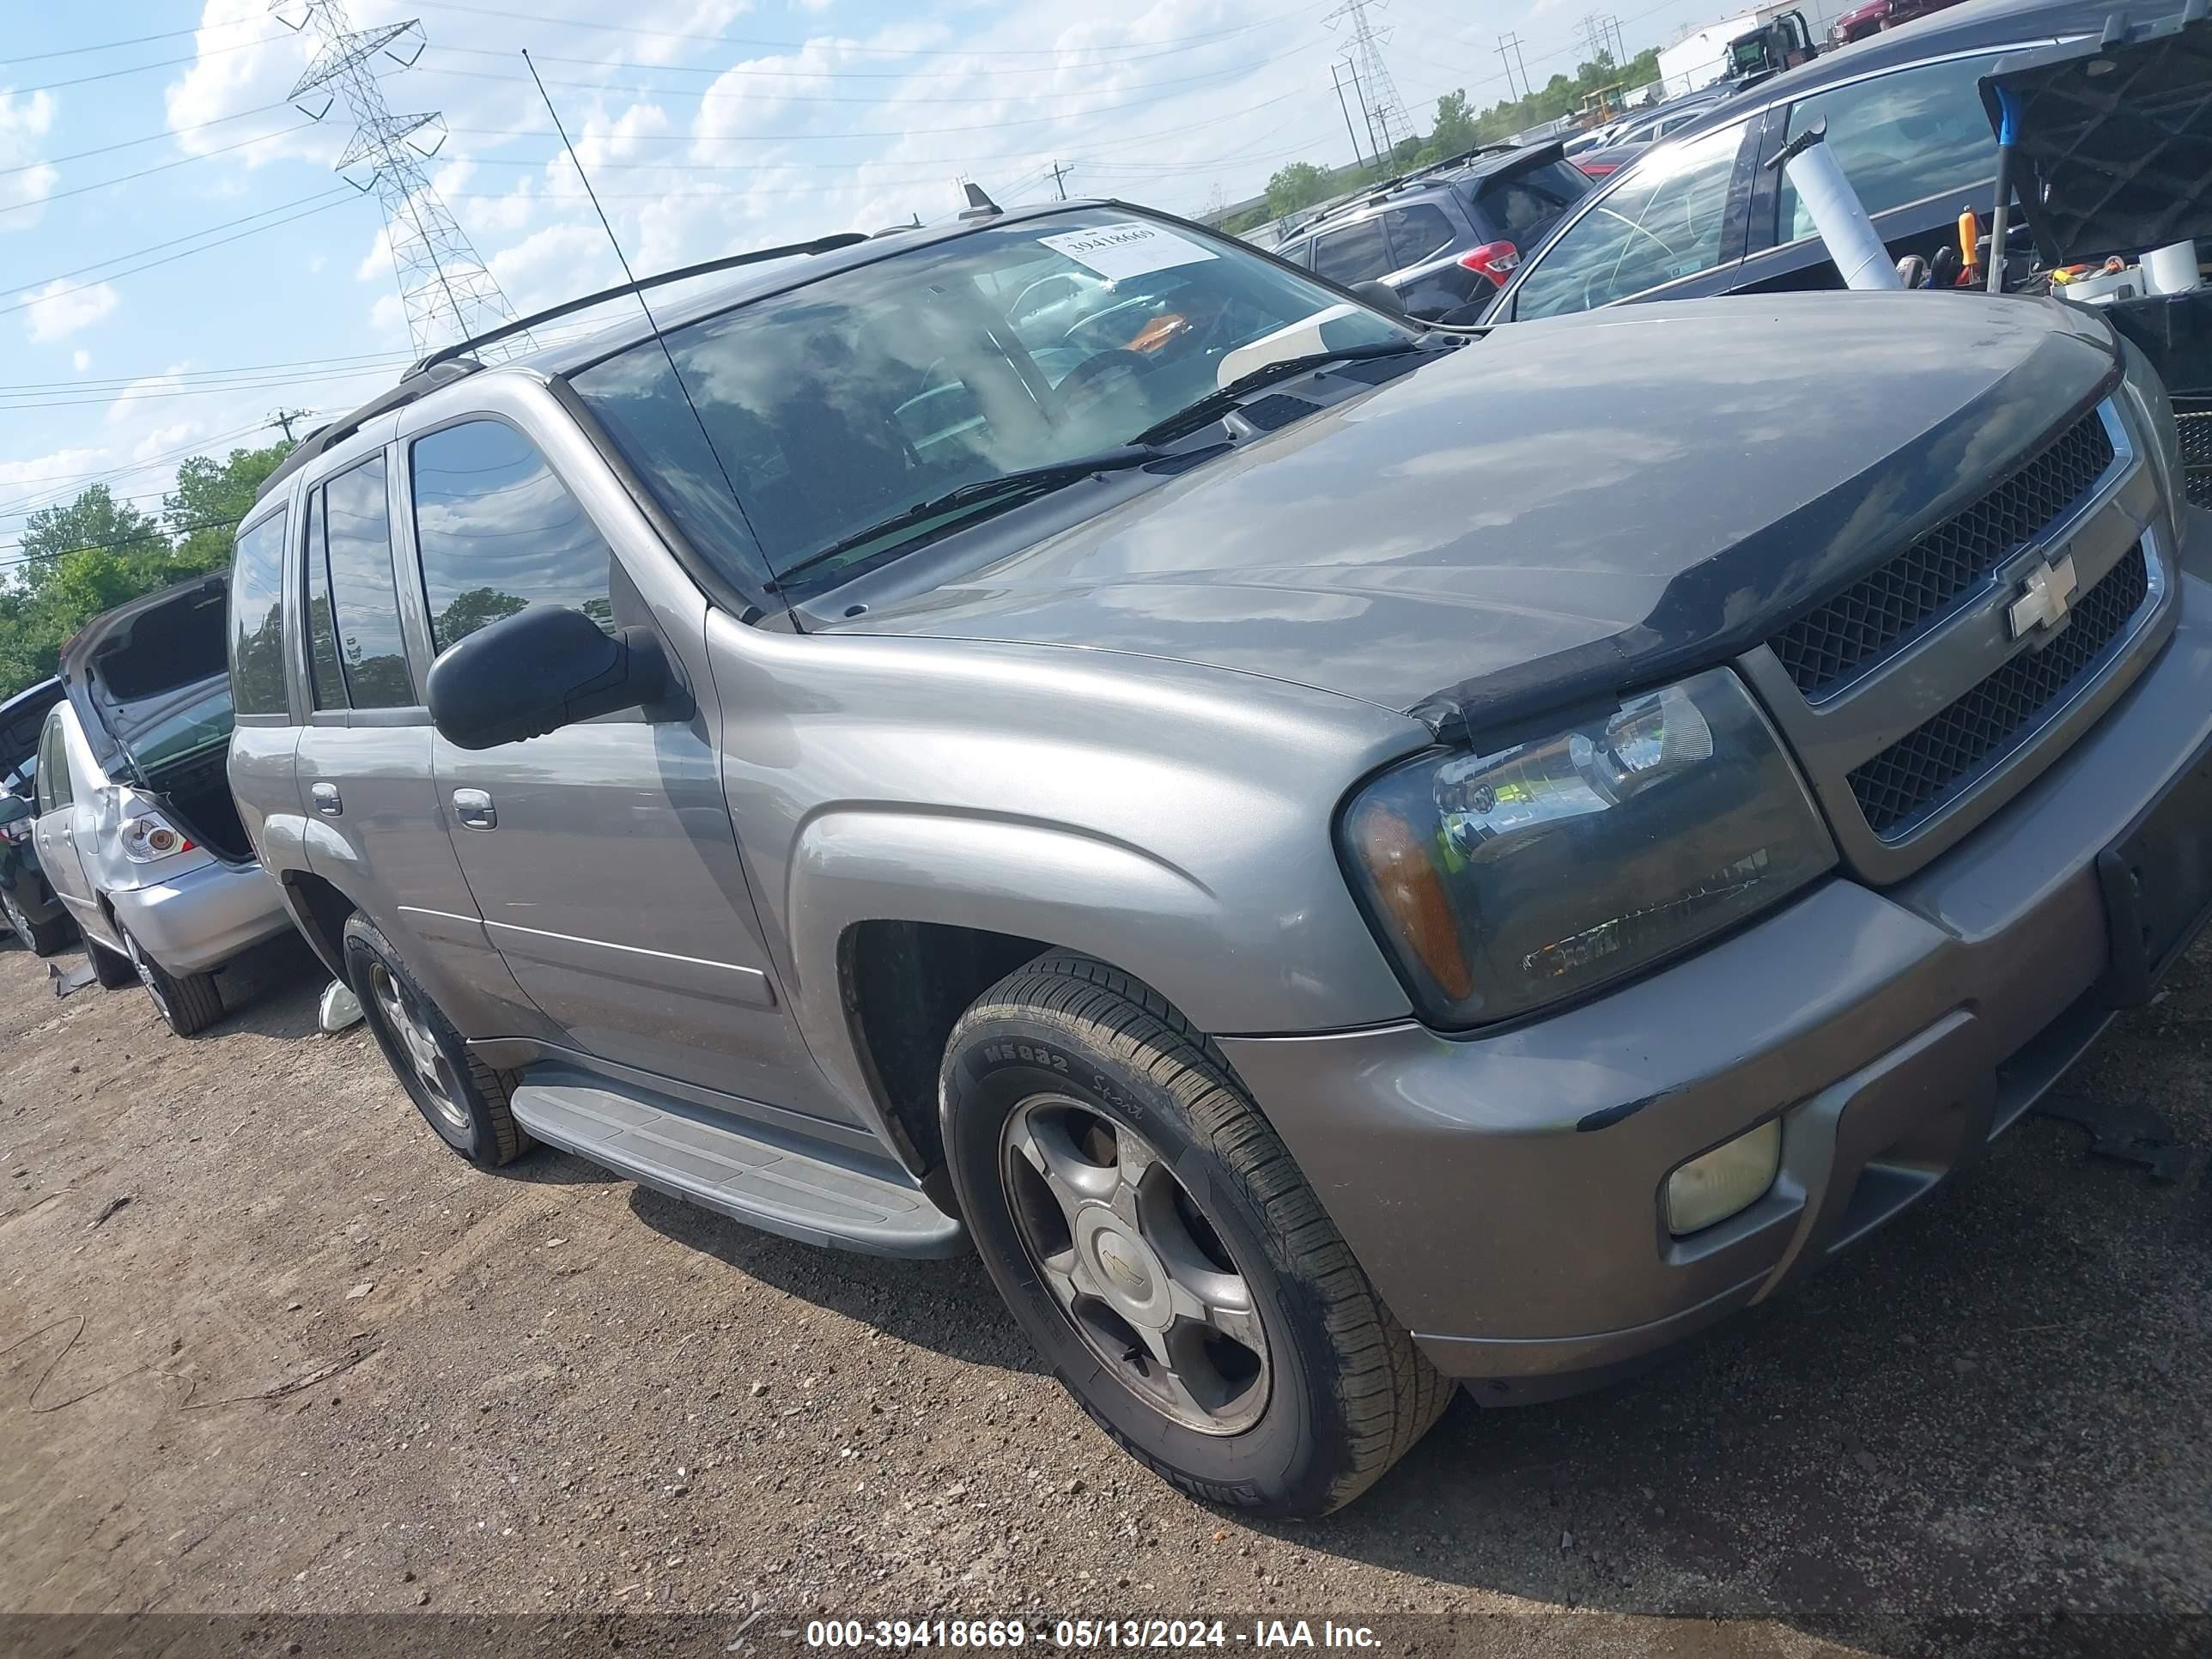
top-left (1, 0), bottom-right (1738, 545)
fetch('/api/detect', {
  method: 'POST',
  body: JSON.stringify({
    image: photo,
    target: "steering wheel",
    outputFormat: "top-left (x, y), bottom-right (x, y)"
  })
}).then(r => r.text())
top-left (1055, 348), bottom-right (1149, 416)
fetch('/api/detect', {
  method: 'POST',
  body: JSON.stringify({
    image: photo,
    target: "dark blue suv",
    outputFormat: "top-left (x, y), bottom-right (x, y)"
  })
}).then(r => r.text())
top-left (1273, 143), bottom-right (1591, 321)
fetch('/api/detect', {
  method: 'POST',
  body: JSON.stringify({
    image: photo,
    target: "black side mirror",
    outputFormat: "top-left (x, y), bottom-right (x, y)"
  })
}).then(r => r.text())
top-left (426, 605), bottom-right (671, 750)
top-left (0, 794), bottom-right (30, 829)
top-left (1349, 279), bottom-right (1409, 319)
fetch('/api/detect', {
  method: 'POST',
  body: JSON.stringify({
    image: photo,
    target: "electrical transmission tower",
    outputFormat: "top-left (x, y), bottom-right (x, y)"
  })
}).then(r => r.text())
top-left (1324, 0), bottom-right (1410, 161)
top-left (276, 1), bottom-right (527, 362)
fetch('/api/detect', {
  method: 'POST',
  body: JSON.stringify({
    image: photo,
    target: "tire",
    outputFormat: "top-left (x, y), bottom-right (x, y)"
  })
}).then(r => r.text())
top-left (941, 953), bottom-right (1449, 1518)
top-left (1, 884), bottom-right (71, 957)
top-left (86, 936), bottom-right (139, 990)
top-left (118, 925), bottom-right (224, 1037)
top-left (343, 912), bottom-right (529, 1169)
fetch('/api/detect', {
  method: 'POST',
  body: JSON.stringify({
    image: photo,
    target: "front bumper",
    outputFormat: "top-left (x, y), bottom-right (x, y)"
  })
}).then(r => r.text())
top-left (1221, 562), bottom-right (2212, 1396)
top-left (109, 857), bottom-right (291, 976)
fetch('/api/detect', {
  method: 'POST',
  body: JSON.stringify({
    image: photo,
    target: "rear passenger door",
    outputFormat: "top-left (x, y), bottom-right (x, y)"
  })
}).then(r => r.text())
top-left (404, 414), bottom-right (823, 1115)
top-left (29, 708), bottom-right (94, 929)
top-left (289, 435), bottom-right (539, 1036)
top-left (1377, 201), bottom-right (1481, 319)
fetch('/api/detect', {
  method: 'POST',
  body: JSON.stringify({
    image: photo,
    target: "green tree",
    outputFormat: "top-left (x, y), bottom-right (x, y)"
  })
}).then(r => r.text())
top-left (163, 441), bottom-right (293, 574)
top-left (1265, 161), bottom-right (1334, 221)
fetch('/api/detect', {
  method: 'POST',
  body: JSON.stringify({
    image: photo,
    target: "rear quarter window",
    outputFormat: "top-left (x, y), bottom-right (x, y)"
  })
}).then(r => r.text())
top-left (228, 510), bottom-right (289, 719)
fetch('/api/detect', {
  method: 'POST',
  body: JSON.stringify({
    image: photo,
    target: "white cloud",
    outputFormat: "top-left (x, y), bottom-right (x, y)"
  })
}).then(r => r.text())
top-left (0, 89), bottom-right (58, 231)
top-left (71, 349), bottom-right (90, 372)
top-left (163, 0), bottom-right (341, 170)
top-left (22, 281), bottom-right (120, 344)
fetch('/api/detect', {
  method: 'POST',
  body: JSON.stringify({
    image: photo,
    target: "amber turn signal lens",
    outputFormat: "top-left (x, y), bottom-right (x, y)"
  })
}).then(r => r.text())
top-left (1354, 805), bottom-right (1474, 1004)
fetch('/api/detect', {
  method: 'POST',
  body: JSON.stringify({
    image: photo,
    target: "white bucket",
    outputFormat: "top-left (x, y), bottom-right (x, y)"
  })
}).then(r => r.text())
top-left (2142, 240), bottom-right (2203, 295)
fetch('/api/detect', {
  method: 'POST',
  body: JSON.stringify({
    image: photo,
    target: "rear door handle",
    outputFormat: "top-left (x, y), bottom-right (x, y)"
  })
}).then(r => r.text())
top-left (453, 787), bottom-right (496, 830)
top-left (311, 782), bottom-right (342, 817)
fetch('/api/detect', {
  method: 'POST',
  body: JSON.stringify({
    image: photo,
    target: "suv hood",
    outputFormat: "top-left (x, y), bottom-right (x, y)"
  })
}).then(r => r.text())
top-left (844, 292), bottom-right (2122, 740)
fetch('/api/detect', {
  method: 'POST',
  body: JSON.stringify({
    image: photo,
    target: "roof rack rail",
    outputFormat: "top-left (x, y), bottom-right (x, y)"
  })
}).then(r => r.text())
top-left (252, 231), bottom-right (871, 508)
top-left (410, 230), bottom-right (870, 374)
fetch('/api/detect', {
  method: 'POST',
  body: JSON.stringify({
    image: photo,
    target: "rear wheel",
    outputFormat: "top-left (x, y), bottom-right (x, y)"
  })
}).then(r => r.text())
top-left (941, 954), bottom-right (1449, 1517)
top-left (343, 913), bottom-right (528, 1168)
top-left (0, 884), bottom-right (71, 957)
top-left (119, 925), bottom-right (224, 1037)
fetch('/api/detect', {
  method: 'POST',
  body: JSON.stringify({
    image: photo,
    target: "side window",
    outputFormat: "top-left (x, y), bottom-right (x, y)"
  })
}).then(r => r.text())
top-left (36, 713), bottom-right (71, 813)
top-left (1380, 204), bottom-right (1456, 267)
top-left (228, 509), bottom-right (290, 718)
top-left (1512, 122), bottom-right (1747, 319)
top-left (321, 455), bottom-right (416, 709)
top-left (410, 420), bottom-right (617, 651)
top-left (301, 490), bottom-right (346, 711)
top-left (1310, 216), bottom-right (1394, 284)
top-left (1778, 55), bottom-right (2002, 243)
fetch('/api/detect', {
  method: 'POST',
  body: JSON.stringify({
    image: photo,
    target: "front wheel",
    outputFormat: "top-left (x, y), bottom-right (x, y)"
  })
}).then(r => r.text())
top-left (343, 913), bottom-right (528, 1168)
top-left (941, 955), bottom-right (1449, 1518)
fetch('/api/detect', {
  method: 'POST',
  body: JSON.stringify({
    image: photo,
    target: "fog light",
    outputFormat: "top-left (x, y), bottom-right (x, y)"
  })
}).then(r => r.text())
top-left (1665, 1119), bottom-right (1782, 1236)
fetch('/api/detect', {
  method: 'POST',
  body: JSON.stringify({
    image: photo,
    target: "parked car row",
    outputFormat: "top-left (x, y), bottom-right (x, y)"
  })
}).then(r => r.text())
top-left (3, 574), bottom-right (294, 1033)
top-left (13, 34), bottom-right (2208, 1517)
top-left (1479, 0), bottom-right (2121, 322)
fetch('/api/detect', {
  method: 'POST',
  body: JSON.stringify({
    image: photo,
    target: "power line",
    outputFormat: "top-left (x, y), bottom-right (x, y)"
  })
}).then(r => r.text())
top-left (410, 0), bottom-right (1330, 58)
top-left (0, 196), bottom-right (363, 322)
top-left (0, 514), bottom-right (246, 568)
top-left (0, 126), bottom-right (320, 217)
top-left (420, 40), bottom-right (1320, 98)
top-left (7, 12), bottom-right (270, 63)
top-left (13, 33), bottom-right (295, 95)
top-left (4, 189), bottom-right (353, 300)
top-left (408, 46), bottom-right (1316, 117)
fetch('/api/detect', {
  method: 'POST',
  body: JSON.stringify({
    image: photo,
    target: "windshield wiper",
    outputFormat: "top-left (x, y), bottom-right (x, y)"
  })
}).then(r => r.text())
top-left (768, 445), bottom-right (1164, 592)
top-left (1127, 339), bottom-right (1437, 447)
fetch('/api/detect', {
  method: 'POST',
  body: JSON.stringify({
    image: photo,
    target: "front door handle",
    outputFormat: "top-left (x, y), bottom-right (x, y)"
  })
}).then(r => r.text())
top-left (311, 782), bottom-right (343, 817)
top-left (453, 787), bottom-right (496, 830)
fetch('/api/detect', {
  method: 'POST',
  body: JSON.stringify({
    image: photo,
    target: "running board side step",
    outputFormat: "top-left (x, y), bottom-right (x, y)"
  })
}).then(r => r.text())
top-left (507, 1072), bottom-right (964, 1259)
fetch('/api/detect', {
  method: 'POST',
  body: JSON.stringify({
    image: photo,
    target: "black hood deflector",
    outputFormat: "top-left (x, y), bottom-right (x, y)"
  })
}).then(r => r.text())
top-left (1980, 3), bottom-right (2212, 267)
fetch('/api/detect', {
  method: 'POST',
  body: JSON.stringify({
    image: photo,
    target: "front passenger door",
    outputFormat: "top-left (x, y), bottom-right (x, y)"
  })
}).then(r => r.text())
top-left (406, 417), bottom-right (834, 1120)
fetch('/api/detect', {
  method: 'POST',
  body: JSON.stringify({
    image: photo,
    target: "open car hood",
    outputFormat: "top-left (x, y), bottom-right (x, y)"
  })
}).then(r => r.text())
top-left (1981, 3), bottom-right (2212, 266)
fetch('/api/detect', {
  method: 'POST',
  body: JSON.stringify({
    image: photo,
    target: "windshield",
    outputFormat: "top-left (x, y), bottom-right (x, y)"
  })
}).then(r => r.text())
top-left (571, 208), bottom-right (1410, 593)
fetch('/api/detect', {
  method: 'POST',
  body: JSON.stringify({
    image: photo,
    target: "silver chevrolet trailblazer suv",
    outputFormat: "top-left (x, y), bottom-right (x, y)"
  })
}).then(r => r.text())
top-left (228, 201), bottom-right (2211, 1516)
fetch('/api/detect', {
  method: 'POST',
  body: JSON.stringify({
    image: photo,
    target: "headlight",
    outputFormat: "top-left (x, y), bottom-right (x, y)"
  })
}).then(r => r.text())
top-left (119, 811), bottom-right (194, 863)
top-left (1339, 668), bottom-right (1835, 1027)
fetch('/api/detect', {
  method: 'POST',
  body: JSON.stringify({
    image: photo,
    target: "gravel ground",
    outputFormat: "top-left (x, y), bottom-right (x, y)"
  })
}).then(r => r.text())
top-left (2, 925), bottom-right (2208, 1659)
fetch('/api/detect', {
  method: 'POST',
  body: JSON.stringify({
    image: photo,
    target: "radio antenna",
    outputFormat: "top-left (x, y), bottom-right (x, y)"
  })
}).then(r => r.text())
top-left (520, 49), bottom-right (776, 621)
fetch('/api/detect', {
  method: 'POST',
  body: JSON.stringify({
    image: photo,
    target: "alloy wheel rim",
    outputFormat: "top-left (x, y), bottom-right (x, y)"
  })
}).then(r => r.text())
top-left (2, 888), bottom-right (24, 935)
top-left (1000, 1095), bottom-right (1270, 1436)
top-left (121, 933), bottom-right (171, 1021)
top-left (369, 963), bottom-right (468, 1133)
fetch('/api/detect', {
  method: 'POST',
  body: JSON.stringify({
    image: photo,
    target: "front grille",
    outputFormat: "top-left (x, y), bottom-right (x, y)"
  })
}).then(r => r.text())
top-left (1847, 542), bottom-right (2150, 837)
top-left (2179, 399), bottom-right (2211, 510)
top-left (1771, 409), bottom-right (2116, 697)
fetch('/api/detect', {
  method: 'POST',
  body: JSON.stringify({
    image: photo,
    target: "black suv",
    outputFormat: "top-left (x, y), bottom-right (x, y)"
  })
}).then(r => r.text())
top-left (1273, 143), bottom-right (1590, 320)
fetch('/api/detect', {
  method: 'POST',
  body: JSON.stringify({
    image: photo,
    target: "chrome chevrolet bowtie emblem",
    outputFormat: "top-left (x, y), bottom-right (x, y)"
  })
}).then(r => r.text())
top-left (2008, 553), bottom-right (2078, 640)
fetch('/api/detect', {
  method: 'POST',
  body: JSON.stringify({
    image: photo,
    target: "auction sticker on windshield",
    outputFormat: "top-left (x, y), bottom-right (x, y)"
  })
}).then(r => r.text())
top-left (1038, 222), bottom-right (1218, 282)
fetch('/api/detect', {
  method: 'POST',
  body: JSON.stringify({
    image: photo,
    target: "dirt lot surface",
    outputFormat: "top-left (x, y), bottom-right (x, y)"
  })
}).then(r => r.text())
top-left (3, 926), bottom-right (2209, 1659)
